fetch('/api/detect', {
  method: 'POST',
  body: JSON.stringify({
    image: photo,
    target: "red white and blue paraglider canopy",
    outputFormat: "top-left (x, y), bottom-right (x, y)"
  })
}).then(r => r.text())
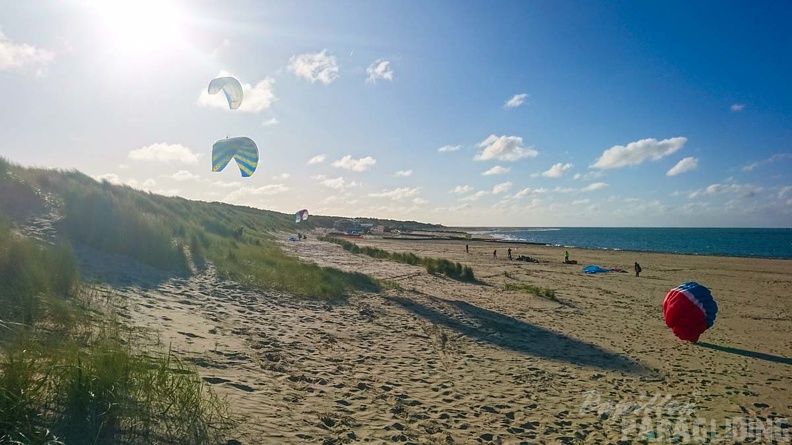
top-left (663, 282), bottom-right (718, 342)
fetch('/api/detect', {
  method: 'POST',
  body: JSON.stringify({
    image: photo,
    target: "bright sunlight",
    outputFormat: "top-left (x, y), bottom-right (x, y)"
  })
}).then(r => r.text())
top-left (91, 0), bottom-right (186, 58)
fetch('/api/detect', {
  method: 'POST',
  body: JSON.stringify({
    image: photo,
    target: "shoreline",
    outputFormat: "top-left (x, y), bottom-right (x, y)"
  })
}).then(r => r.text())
top-left (362, 231), bottom-right (792, 261)
top-left (387, 228), bottom-right (792, 261)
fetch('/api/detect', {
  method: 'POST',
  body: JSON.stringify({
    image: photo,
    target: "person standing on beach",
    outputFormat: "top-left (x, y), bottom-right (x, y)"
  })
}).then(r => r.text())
top-left (564, 250), bottom-right (569, 263)
top-left (507, 248), bottom-right (512, 260)
top-left (493, 249), bottom-right (497, 258)
top-left (634, 262), bottom-right (642, 277)
top-left (466, 244), bottom-right (469, 253)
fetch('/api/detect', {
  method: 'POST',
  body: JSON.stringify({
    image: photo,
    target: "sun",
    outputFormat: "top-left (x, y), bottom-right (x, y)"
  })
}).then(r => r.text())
top-left (91, 0), bottom-right (186, 58)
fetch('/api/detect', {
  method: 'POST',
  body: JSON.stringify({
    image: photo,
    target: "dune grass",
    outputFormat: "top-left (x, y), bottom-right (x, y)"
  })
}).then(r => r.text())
top-left (210, 234), bottom-right (380, 299)
top-left (321, 237), bottom-right (478, 283)
top-left (1, 159), bottom-right (380, 299)
top-left (0, 221), bottom-right (239, 444)
top-left (504, 283), bottom-right (559, 302)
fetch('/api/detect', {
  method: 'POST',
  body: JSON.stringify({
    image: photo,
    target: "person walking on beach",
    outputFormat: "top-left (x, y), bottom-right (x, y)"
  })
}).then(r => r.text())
top-left (493, 249), bottom-right (497, 258)
top-left (507, 248), bottom-right (512, 260)
top-left (634, 262), bottom-right (642, 277)
top-left (466, 244), bottom-right (469, 253)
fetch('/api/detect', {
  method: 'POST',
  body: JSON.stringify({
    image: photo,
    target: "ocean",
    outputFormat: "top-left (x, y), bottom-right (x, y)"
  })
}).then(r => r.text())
top-left (470, 227), bottom-right (792, 259)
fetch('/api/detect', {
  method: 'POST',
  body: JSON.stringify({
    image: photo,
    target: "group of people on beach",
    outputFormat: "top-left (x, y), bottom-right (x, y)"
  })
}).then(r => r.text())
top-left (465, 243), bottom-right (644, 277)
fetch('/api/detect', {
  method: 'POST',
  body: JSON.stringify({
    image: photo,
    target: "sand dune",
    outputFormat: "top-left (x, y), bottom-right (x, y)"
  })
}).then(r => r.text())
top-left (80, 233), bottom-right (792, 444)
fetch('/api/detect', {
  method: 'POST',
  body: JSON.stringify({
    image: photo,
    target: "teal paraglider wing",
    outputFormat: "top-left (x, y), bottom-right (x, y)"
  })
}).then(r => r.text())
top-left (212, 137), bottom-right (259, 177)
top-left (208, 77), bottom-right (244, 110)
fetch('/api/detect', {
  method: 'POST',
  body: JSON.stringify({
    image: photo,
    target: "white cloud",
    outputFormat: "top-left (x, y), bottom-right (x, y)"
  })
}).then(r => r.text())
top-left (475, 135), bottom-right (538, 161)
top-left (666, 157), bottom-right (698, 176)
top-left (450, 185), bottom-right (473, 194)
top-left (128, 143), bottom-right (202, 163)
top-left (461, 191), bottom-right (488, 201)
top-left (262, 117), bottom-right (279, 126)
top-left (689, 183), bottom-right (764, 199)
top-left (492, 182), bottom-right (512, 194)
top-left (482, 165), bottom-right (510, 176)
top-left (197, 73), bottom-right (275, 113)
top-left (438, 145), bottom-right (461, 153)
top-left (319, 176), bottom-right (358, 190)
top-left (94, 174), bottom-right (156, 191)
top-left (154, 189), bottom-right (180, 197)
top-left (95, 173), bottom-right (122, 184)
top-left (573, 171), bottom-right (604, 181)
top-left (582, 182), bottom-right (609, 191)
top-left (513, 187), bottom-right (548, 199)
top-left (412, 197), bottom-right (428, 205)
top-left (778, 186), bottom-right (792, 200)
top-left (542, 163), bottom-right (573, 178)
top-left (504, 93), bottom-right (528, 108)
top-left (366, 59), bottom-right (394, 83)
top-left (394, 170), bottom-right (412, 177)
top-left (741, 153), bottom-right (792, 171)
top-left (369, 187), bottom-right (420, 200)
top-left (0, 31), bottom-right (54, 71)
top-left (730, 103), bottom-right (745, 112)
top-left (321, 194), bottom-right (355, 205)
top-left (591, 137), bottom-right (687, 169)
top-left (332, 155), bottom-right (376, 172)
top-left (288, 50), bottom-right (339, 84)
top-left (168, 170), bottom-right (200, 181)
top-left (272, 173), bottom-right (290, 180)
top-left (225, 184), bottom-right (290, 201)
top-left (211, 180), bottom-right (241, 188)
top-left (307, 154), bottom-right (327, 165)
top-left (572, 199), bottom-right (591, 205)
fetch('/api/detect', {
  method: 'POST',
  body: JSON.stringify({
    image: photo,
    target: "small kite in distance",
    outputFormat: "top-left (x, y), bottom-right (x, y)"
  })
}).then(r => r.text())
top-left (294, 209), bottom-right (309, 223)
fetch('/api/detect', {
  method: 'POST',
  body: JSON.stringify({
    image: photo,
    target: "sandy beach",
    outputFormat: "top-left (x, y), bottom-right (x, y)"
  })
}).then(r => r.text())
top-left (81, 232), bottom-right (792, 444)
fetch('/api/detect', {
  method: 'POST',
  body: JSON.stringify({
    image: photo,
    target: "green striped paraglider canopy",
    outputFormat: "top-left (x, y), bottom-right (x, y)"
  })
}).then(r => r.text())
top-left (212, 137), bottom-right (259, 177)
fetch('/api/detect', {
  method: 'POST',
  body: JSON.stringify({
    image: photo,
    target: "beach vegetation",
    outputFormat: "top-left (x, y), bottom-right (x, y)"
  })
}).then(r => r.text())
top-left (320, 237), bottom-right (478, 283)
top-left (0, 160), bottom-right (380, 299)
top-left (211, 233), bottom-right (380, 299)
top-left (0, 220), bottom-right (239, 444)
top-left (504, 283), bottom-right (559, 302)
top-left (0, 160), bottom-right (388, 443)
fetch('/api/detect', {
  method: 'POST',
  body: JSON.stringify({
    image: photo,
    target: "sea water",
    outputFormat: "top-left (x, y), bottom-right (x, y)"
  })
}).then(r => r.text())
top-left (471, 227), bottom-right (792, 259)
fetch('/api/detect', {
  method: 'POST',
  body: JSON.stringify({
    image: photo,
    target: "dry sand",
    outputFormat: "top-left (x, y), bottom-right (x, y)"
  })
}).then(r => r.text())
top-left (78, 233), bottom-right (792, 444)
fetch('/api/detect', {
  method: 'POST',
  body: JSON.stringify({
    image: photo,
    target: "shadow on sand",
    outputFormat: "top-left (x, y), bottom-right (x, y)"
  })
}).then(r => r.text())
top-left (74, 243), bottom-right (190, 290)
top-left (388, 295), bottom-right (649, 374)
top-left (695, 342), bottom-right (792, 365)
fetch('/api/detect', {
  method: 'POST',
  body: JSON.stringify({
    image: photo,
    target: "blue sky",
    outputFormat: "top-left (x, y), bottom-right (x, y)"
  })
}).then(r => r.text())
top-left (1, 0), bottom-right (790, 227)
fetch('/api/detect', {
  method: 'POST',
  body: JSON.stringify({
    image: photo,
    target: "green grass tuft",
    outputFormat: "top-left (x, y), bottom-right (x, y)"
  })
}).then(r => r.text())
top-left (504, 283), bottom-right (559, 302)
top-left (321, 237), bottom-right (478, 283)
top-left (212, 236), bottom-right (379, 299)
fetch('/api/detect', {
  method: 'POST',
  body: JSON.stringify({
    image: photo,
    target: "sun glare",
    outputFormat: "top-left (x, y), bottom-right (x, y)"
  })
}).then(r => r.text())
top-left (92, 0), bottom-right (186, 58)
